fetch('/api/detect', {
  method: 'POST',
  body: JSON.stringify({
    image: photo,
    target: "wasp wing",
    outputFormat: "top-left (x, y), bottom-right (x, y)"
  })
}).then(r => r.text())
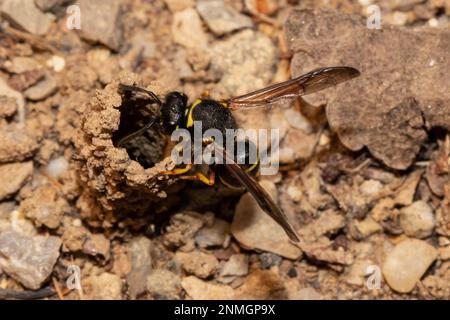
top-left (228, 66), bottom-right (360, 109)
top-left (214, 143), bottom-right (300, 242)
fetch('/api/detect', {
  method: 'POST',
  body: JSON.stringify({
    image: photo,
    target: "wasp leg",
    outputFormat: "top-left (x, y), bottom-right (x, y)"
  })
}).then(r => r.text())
top-left (180, 169), bottom-right (216, 186)
top-left (161, 164), bottom-right (193, 176)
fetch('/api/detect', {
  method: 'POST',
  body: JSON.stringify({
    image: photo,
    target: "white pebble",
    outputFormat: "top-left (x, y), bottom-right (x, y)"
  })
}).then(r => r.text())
top-left (45, 156), bottom-right (69, 178)
top-left (46, 56), bottom-right (66, 72)
top-left (284, 109), bottom-right (313, 133)
top-left (400, 200), bottom-right (435, 238)
top-left (382, 239), bottom-right (437, 293)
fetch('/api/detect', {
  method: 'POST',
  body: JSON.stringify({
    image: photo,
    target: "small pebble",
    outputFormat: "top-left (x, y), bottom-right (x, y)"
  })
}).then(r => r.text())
top-left (182, 276), bottom-right (234, 300)
top-left (195, 217), bottom-right (230, 248)
top-left (360, 179), bottom-right (384, 198)
top-left (400, 200), bottom-right (435, 238)
top-left (46, 56), bottom-right (66, 72)
top-left (10, 209), bottom-right (37, 236)
top-left (0, 230), bottom-right (61, 289)
top-left (259, 252), bottom-right (282, 269)
top-left (234, 270), bottom-right (285, 299)
top-left (297, 287), bottom-right (322, 300)
top-left (438, 246), bottom-right (450, 261)
top-left (164, 0), bottom-right (195, 12)
top-left (220, 254), bottom-right (249, 277)
top-left (0, 0), bottom-right (53, 35)
top-left (84, 272), bottom-right (123, 300)
top-left (126, 237), bottom-right (152, 299)
top-left (0, 78), bottom-right (25, 118)
top-left (171, 8), bottom-right (208, 49)
top-left (20, 185), bottom-right (68, 229)
top-left (0, 96), bottom-right (18, 118)
top-left (3, 57), bottom-right (42, 74)
top-left (284, 109), bottom-right (313, 133)
top-left (211, 30), bottom-right (276, 97)
top-left (35, 0), bottom-right (66, 11)
top-left (175, 250), bottom-right (219, 279)
top-left (231, 180), bottom-right (302, 260)
top-left (350, 217), bottom-right (383, 239)
top-left (24, 75), bottom-right (58, 101)
top-left (0, 129), bottom-right (39, 163)
top-left (0, 162), bottom-right (33, 201)
top-left (82, 233), bottom-right (110, 260)
top-left (147, 269), bottom-right (181, 300)
top-left (382, 238), bottom-right (438, 293)
top-left (61, 225), bottom-right (90, 252)
top-left (45, 156), bottom-right (69, 179)
top-left (345, 259), bottom-right (374, 287)
top-left (78, 0), bottom-right (123, 50)
top-left (196, 0), bottom-right (253, 36)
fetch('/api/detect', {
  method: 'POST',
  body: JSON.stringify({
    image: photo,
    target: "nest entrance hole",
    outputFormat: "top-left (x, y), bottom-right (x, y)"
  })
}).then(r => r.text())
top-left (112, 90), bottom-right (165, 168)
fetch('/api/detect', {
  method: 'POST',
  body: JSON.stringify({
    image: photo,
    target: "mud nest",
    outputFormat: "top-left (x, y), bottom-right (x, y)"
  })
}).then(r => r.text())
top-left (75, 73), bottom-right (179, 229)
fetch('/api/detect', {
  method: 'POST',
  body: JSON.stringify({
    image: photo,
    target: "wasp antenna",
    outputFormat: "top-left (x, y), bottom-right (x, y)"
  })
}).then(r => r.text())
top-left (117, 117), bottom-right (159, 147)
top-left (118, 84), bottom-right (162, 106)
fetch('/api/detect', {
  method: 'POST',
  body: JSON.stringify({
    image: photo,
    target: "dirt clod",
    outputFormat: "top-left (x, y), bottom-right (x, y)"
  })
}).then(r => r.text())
top-left (0, 162), bottom-right (33, 201)
top-left (0, 230), bottom-right (61, 290)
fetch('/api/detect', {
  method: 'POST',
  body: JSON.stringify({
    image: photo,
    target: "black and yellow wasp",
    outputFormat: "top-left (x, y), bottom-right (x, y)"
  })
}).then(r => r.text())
top-left (116, 66), bottom-right (360, 242)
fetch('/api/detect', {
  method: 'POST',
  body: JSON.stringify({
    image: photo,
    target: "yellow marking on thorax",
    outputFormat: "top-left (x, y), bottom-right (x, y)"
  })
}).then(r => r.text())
top-left (186, 99), bottom-right (202, 128)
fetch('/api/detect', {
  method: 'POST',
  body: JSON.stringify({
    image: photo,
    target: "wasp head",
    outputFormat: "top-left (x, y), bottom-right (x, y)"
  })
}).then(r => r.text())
top-left (161, 92), bottom-right (188, 134)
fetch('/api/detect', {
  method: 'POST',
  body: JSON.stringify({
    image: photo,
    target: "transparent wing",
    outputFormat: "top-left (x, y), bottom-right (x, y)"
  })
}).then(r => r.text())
top-left (228, 66), bottom-right (360, 109)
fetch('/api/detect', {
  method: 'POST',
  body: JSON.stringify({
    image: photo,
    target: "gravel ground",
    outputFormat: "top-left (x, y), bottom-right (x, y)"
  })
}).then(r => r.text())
top-left (0, 0), bottom-right (449, 300)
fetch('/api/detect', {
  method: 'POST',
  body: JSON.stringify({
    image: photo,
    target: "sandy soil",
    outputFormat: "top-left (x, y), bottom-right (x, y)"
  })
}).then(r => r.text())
top-left (0, 0), bottom-right (449, 300)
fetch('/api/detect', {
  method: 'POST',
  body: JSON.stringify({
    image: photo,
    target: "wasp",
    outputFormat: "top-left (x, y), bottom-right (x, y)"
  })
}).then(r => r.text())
top-left (116, 66), bottom-right (360, 242)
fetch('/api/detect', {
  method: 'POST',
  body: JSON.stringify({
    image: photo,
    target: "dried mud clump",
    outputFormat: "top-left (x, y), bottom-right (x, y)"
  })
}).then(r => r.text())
top-left (75, 73), bottom-right (178, 228)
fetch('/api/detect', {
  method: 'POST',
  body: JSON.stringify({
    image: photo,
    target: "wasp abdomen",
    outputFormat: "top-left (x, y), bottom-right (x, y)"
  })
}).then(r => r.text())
top-left (217, 139), bottom-right (260, 189)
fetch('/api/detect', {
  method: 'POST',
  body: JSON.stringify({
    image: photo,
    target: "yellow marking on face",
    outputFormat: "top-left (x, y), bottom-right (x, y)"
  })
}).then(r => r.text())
top-left (186, 99), bottom-right (202, 128)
